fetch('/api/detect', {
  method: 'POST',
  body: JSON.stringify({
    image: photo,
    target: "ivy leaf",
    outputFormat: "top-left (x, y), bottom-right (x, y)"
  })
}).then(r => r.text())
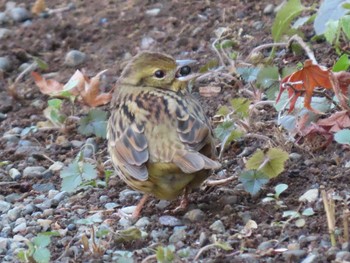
top-left (239, 170), bottom-right (269, 196)
top-left (78, 109), bottom-right (108, 138)
top-left (33, 248), bottom-right (50, 263)
top-left (236, 67), bottom-right (260, 82)
top-left (334, 129), bottom-right (350, 144)
top-left (33, 235), bottom-right (50, 248)
top-left (272, 0), bottom-right (305, 42)
top-left (333, 54), bottom-right (350, 72)
top-left (246, 148), bottom-right (289, 178)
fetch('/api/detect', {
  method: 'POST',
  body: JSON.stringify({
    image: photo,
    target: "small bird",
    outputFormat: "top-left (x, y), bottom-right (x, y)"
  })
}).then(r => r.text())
top-left (107, 52), bottom-right (221, 218)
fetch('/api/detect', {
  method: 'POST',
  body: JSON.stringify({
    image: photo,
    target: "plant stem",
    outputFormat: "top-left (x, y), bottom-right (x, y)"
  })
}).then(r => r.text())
top-left (321, 186), bottom-right (336, 247)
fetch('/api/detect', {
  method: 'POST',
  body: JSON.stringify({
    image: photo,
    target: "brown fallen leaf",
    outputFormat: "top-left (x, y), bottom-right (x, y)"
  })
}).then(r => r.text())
top-left (32, 71), bottom-right (64, 95)
top-left (199, 86), bottom-right (221, 97)
top-left (31, 0), bottom-right (46, 15)
top-left (317, 110), bottom-right (350, 132)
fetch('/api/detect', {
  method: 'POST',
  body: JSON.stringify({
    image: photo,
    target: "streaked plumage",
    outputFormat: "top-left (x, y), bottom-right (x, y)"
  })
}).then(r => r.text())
top-left (107, 52), bottom-right (220, 216)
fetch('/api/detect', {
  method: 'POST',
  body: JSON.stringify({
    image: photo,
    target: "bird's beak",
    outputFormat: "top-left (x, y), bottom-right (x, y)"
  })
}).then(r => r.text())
top-left (175, 59), bottom-right (202, 81)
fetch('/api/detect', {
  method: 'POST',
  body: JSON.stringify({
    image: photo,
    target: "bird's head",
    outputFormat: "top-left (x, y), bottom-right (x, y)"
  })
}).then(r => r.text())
top-left (120, 52), bottom-right (199, 92)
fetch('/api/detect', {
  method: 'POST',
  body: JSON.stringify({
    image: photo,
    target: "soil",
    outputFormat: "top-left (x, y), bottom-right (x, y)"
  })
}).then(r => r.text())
top-left (1, 0), bottom-right (350, 262)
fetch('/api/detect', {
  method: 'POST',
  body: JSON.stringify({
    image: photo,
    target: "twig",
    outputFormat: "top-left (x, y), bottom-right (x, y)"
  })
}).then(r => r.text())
top-left (343, 209), bottom-right (350, 244)
top-left (140, 255), bottom-right (157, 263)
top-left (194, 243), bottom-right (217, 261)
top-left (206, 175), bottom-right (237, 186)
top-left (247, 42), bottom-right (287, 60)
top-left (321, 185), bottom-right (336, 247)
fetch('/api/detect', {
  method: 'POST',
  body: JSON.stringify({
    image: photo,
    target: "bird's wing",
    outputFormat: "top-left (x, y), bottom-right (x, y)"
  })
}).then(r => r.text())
top-left (108, 110), bottom-right (149, 181)
top-left (173, 99), bottom-right (221, 173)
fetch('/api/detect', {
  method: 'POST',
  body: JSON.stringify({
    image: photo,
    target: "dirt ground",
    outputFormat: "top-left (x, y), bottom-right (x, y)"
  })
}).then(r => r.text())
top-left (1, 0), bottom-right (350, 262)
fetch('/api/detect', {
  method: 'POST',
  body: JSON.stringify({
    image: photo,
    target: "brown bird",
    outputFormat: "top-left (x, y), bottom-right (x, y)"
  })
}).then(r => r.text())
top-left (107, 52), bottom-right (221, 218)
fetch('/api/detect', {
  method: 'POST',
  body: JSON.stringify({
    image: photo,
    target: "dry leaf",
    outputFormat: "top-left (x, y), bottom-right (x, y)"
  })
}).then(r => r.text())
top-left (32, 71), bottom-right (64, 95)
top-left (317, 110), bottom-right (350, 132)
top-left (199, 86), bottom-right (221, 97)
top-left (31, 0), bottom-right (46, 15)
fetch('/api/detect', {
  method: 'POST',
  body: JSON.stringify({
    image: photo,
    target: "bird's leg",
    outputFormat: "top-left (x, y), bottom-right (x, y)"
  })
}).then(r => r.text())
top-left (132, 194), bottom-right (149, 219)
top-left (172, 187), bottom-right (189, 213)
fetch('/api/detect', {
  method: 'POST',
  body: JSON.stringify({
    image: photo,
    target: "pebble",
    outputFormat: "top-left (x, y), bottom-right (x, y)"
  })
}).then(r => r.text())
top-left (183, 209), bottom-right (206, 222)
top-left (289, 152), bottom-right (302, 161)
top-left (118, 217), bottom-right (132, 228)
top-left (119, 189), bottom-right (141, 203)
top-left (0, 12), bottom-right (9, 25)
top-left (7, 207), bottom-right (21, 221)
top-left (0, 200), bottom-right (11, 213)
top-left (0, 28), bottom-right (11, 39)
top-left (159, 215), bottom-right (183, 226)
top-left (299, 189), bottom-right (319, 203)
top-left (252, 21), bottom-right (264, 30)
top-left (67, 223), bottom-right (76, 231)
top-left (53, 191), bottom-right (69, 203)
top-left (0, 237), bottom-right (9, 252)
top-left (234, 253), bottom-right (259, 263)
top-left (263, 4), bottom-right (274, 15)
top-left (8, 168), bottom-right (21, 180)
top-left (22, 204), bottom-right (35, 216)
top-left (301, 253), bottom-right (318, 263)
top-left (43, 209), bottom-right (53, 217)
top-left (104, 202), bottom-right (118, 210)
top-left (169, 226), bottom-right (187, 243)
top-left (135, 217), bottom-right (150, 228)
top-left (198, 232), bottom-right (208, 247)
top-left (145, 8), bottom-right (161, 16)
top-left (23, 166), bottom-right (46, 179)
top-left (258, 240), bottom-right (276, 251)
top-left (32, 183), bottom-right (55, 193)
top-left (82, 138), bottom-right (98, 158)
top-left (283, 250), bottom-right (306, 261)
top-left (47, 190), bottom-right (59, 199)
top-left (336, 251), bottom-right (350, 261)
top-left (156, 200), bottom-right (171, 209)
top-left (13, 222), bottom-right (27, 233)
top-left (99, 195), bottom-right (109, 203)
top-left (0, 112), bottom-right (6, 121)
top-left (18, 62), bottom-right (31, 72)
top-left (151, 229), bottom-right (168, 242)
top-left (37, 219), bottom-right (52, 231)
top-left (120, 205), bottom-right (136, 214)
top-left (64, 50), bottom-right (87, 67)
top-left (49, 161), bottom-right (65, 172)
top-left (8, 7), bottom-right (31, 22)
top-left (209, 220), bottom-right (225, 233)
top-left (141, 36), bottom-right (155, 49)
top-left (0, 57), bottom-right (11, 72)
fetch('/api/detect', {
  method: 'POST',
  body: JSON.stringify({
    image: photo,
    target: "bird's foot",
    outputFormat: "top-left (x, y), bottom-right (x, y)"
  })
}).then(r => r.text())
top-left (117, 194), bottom-right (149, 220)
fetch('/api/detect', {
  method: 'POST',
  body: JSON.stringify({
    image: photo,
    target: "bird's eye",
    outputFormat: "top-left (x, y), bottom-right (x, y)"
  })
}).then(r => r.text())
top-left (178, 65), bottom-right (191, 77)
top-left (154, 70), bottom-right (165, 79)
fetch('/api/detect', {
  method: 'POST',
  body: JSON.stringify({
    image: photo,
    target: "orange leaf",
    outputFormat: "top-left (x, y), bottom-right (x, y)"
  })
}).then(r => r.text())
top-left (276, 60), bottom-right (332, 114)
top-left (317, 110), bottom-right (350, 132)
top-left (32, 71), bottom-right (64, 95)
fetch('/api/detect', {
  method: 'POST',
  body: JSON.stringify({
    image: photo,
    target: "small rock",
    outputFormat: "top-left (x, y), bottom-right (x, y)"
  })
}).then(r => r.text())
top-left (299, 189), bottom-right (319, 203)
top-left (258, 240), bottom-right (276, 251)
top-left (71, 140), bottom-right (84, 148)
top-left (252, 21), bottom-right (264, 30)
top-left (141, 36), bottom-right (155, 50)
top-left (104, 202), bottom-right (118, 210)
top-left (336, 251), bottom-right (350, 261)
top-left (120, 205), bottom-right (136, 214)
top-left (64, 50), bottom-right (87, 67)
top-left (8, 7), bottom-right (31, 22)
top-left (159, 215), bottom-right (183, 226)
top-left (5, 193), bottom-right (20, 203)
top-left (234, 253), bottom-right (259, 263)
top-left (22, 204), bottom-right (35, 215)
top-left (53, 191), bottom-right (69, 202)
top-left (198, 232), bottom-right (208, 247)
top-left (156, 200), bottom-right (171, 209)
top-left (183, 209), bottom-right (206, 222)
top-left (43, 209), bottom-right (53, 217)
top-left (7, 207), bottom-right (21, 221)
top-left (99, 195), bottom-right (109, 203)
top-left (13, 222), bottom-right (27, 233)
top-left (283, 250), bottom-right (306, 261)
top-left (289, 152), bottom-right (302, 161)
top-left (169, 226), bottom-right (187, 243)
top-left (67, 223), bottom-right (76, 231)
top-left (0, 28), bottom-right (11, 39)
top-left (49, 161), bottom-right (65, 172)
top-left (8, 168), bottom-right (21, 180)
top-left (0, 200), bottom-right (11, 213)
top-left (135, 217), bottom-right (150, 228)
top-left (145, 8), bottom-right (161, 16)
top-left (0, 237), bottom-right (9, 252)
top-left (263, 4), bottom-right (275, 15)
top-left (0, 12), bottom-right (9, 25)
top-left (18, 62), bottom-right (31, 72)
top-left (37, 219), bottom-right (52, 231)
top-left (82, 138), bottom-right (97, 158)
top-left (119, 189), bottom-right (141, 203)
top-left (47, 190), bottom-right (59, 199)
top-left (301, 253), bottom-right (319, 263)
top-left (0, 112), bottom-right (6, 121)
top-left (118, 217), bottom-right (132, 228)
top-left (0, 57), bottom-right (11, 72)
top-left (23, 166), bottom-right (46, 179)
top-left (32, 183), bottom-right (55, 193)
top-left (151, 229), bottom-right (169, 242)
top-left (209, 220), bottom-right (225, 233)
top-left (15, 146), bottom-right (42, 156)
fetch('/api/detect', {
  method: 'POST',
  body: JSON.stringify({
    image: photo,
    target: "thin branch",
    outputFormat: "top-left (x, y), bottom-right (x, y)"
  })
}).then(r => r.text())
top-left (206, 175), bottom-right (237, 186)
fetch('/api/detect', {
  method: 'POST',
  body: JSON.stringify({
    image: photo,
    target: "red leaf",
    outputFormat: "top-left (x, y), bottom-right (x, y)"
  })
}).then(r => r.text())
top-left (317, 110), bottom-right (350, 132)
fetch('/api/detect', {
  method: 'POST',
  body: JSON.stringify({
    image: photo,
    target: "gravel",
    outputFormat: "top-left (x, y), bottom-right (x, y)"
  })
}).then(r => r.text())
top-left (64, 50), bottom-right (87, 67)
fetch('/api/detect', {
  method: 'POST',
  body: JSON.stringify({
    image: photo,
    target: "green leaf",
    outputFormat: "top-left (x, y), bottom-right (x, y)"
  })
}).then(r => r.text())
top-left (256, 66), bottom-right (279, 90)
top-left (239, 170), bottom-right (269, 196)
top-left (48, 99), bottom-right (62, 109)
top-left (156, 245), bottom-right (175, 263)
top-left (81, 162), bottom-right (98, 180)
top-left (274, 183), bottom-right (288, 198)
top-left (344, 3), bottom-right (350, 9)
top-left (282, 210), bottom-right (300, 218)
top-left (272, 0), bottom-right (305, 42)
top-left (341, 15), bottom-right (350, 39)
top-left (230, 98), bottom-right (251, 118)
top-left (324, 20), bottom-right (340, 44)
top-left (334, 129), bottom-right (350, 144)
top-left (199, 59), bottom-right (219, 73)
top-left (115, 227), bottom-right (142, 243)
top-left (220, 39), bottom-right (236, 49)
top-left (314, 0), bottom-right (350, 35)
top-left (236, 67), bottom-right (260, 82)
top-left (333, 54), bottom-right (350, 72)
top-left (216, 105), bottom-right (230, 116)
top-left (33, 235), bottom-right (50, 248)
top-left (78, 109), bottom-right (108, 138)
top-left (33, 247), bottom-right (51, 263)
top-left (32, 56), bottom-right (49, 70)
top-left (214, 121), bottom-right (243, 148)
top-left (96, 229), bottom-right (110, 238)
top-left (246, 148), bottom-right (289, 178)
top-left (215, 241), bottom-right (233, 251)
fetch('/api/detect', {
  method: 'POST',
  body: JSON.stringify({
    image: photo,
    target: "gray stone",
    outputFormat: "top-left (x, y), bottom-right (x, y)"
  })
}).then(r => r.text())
top-left (31, 99), bottom-right (46, 110)
top-left (49, 161), bottom-right (64, 172)
top-left (209, 220), bottom-right (225, 233)
top-left (8, 168), bottom-right (21, 180)
top-left (289, 152), bottom-right (302, 161)
top-left (23, 166), bottom-right (46, 179)
top-left (0, 28), bottom-right (11, 39)
top-left (159, 215), bottom-right (183, 226)
top-left (169, 226), bottom-right (187, 243)
top-left (283, 250), bottom-right (307, 261)
top-left (104, 202), bottom-right (118, 210)
top-left (198, 232), bottom-right (208, 247)
top-left (18, 62), bottom-right (31, 72)
top-left (155, 200), bottom-right (171, 209)
top-left (263, 4), bottom-right (274, 15)
top-left (252, 21), bottom-right (264, 30)
top-left (7, 207), bottom-right (21, 221)
top-left (145, 8), bottom-right (161, 16)
top-left (119, 189), bottom-right (141, 203)
top-left (32, 183), bottom-right (55, 193)
top-left (53, 191), bottom-right (69, 202)
top-left (64, 50), bottom-right (87, 67)
top-left (0, 112), bottom-right (6, 121)
top-left (0, 200), bottom-right (11, 213)
top-left (37, 219), bottom-right (52, 231)
top-left (99, 195), bottom-right (109, 203)
top-left (234, 253), bottom-right (259, 263)
top-left (13, 222), bottom-right (27, 233)
top-left (135, 217), bottom-right (150, 228)
top-left (22, 204), bottom-right (35, 215)
top-left (301, 253), bottom-right (319, 263)
top-left (183, 209), bottom-right (206, 222)
top-left (0, 13), bottom-right (9, 25)
top-left (47, 190), bottom-right (59, 199)
top-left (299, 189), bottom-right (319, 203)
top-left (9, 7), bottom-right (31, 22)
top-left (258, 240), bottom-right (276, 251)
top-left (336, 251), bottom-right (350, 261)
top-left (36, 199), bottom-right (53, 210)
top-left (0, 57), bottom-right (11, 72)
top-left (0, 237), bottom-right (9, 252)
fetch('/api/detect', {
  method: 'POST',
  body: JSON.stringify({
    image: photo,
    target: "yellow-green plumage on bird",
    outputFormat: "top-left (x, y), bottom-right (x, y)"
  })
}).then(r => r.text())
top-left (107, 52), bottom-right (220, 217)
